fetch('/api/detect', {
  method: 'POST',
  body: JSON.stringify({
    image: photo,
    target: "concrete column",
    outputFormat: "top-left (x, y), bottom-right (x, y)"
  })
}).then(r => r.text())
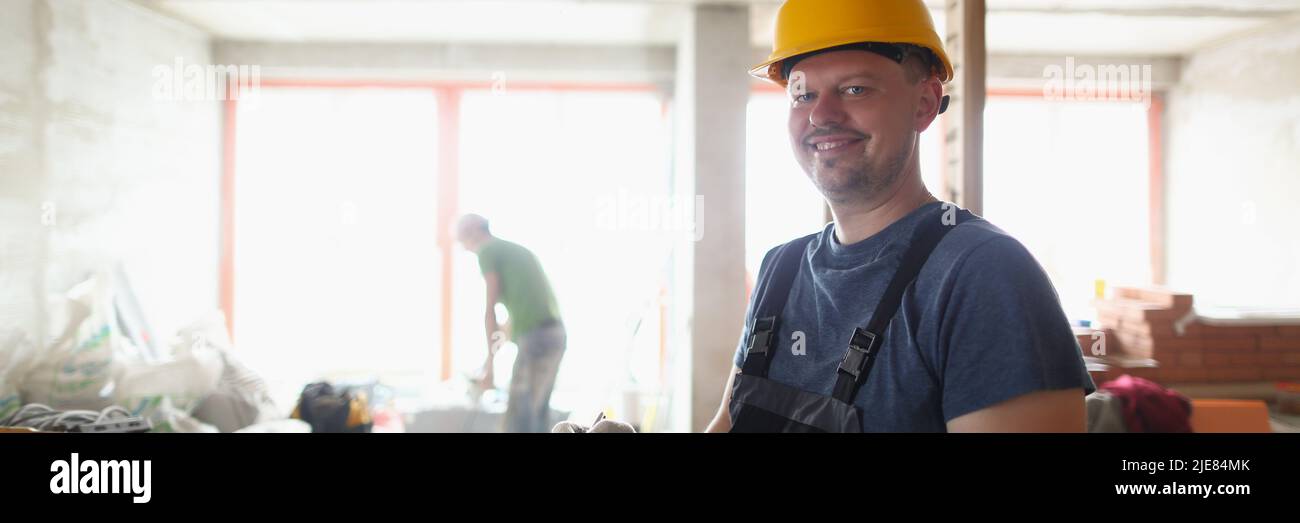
top-left (944, 0), bottom-right (986, 214)
top-left (675, 3), bottom-right (750, 432)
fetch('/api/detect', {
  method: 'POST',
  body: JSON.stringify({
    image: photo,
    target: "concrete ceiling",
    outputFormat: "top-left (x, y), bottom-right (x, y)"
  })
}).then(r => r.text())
top-left (136, 1), bottom-right (688, 45)
top-left (137, 0), bottom-right (1300, 56)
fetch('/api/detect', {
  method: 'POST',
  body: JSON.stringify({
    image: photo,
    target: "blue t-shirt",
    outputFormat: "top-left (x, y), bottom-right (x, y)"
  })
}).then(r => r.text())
top-left (734, 202), bottom-right (1096, 432)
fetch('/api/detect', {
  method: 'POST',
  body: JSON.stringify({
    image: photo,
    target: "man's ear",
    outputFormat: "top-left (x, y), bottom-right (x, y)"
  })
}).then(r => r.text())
top-left (915, 77), bottom-right (944, 133)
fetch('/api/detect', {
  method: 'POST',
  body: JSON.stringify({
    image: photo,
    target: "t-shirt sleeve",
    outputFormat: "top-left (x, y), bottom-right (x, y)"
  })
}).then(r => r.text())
top-left (734, 245), bottom-right (783, 370)
top-left (937, 236), bottom-right (1097, 423)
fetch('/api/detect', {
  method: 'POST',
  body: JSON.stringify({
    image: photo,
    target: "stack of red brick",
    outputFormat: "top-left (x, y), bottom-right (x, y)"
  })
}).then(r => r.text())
top-left (1080, 287), bottom-right (1300, 385)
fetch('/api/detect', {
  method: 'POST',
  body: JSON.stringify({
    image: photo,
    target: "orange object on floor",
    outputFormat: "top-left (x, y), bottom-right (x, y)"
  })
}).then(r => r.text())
top-left (1190, 399), bottom-right (1271, 433)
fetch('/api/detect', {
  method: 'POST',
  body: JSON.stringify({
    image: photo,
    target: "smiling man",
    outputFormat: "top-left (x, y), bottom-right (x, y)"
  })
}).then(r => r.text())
top-left (707, 0), bottom-right (1095, 433)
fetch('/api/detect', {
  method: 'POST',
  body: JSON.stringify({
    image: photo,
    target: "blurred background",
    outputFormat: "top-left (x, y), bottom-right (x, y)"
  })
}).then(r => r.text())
top-left (1, 0), bottom-right (1298, 433)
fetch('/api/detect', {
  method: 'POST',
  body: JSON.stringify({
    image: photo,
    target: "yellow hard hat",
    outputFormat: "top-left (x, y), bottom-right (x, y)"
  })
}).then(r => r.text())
top-left (751, 0), bottom-right (955, 86)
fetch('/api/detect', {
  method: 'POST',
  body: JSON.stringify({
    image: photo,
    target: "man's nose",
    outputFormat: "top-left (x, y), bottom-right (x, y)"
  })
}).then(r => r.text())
top-left (809, 92), bottom-right (846, 129)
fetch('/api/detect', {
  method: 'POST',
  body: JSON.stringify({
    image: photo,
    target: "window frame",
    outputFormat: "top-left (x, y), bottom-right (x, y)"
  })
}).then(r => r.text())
top-left (221, 79), bottom-right (662, 381)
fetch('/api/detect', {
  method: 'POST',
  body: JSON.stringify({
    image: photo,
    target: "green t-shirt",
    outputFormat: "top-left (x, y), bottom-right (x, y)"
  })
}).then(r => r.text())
top-left (477, 238), bottom-right (561, 341)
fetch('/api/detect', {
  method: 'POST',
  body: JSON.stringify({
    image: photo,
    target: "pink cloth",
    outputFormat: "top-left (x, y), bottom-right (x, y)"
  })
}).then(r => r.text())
top-left (1098, 375), bottom-right (1193, 433)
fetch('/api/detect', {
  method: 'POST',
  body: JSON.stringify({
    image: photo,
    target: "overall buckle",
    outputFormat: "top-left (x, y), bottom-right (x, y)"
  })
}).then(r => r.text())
top-left (746, 316), bottom-right (777, 356)
top-left (838, 328), bottom-right (880, 380)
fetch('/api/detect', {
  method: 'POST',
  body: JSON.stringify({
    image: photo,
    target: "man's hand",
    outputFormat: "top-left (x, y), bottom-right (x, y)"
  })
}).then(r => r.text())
top-left (705, 366), bottom-right (740, 432)
top-left (476, 361), bottom-right (496, 390)
top-left (553, 413), bottom-right (637, 433)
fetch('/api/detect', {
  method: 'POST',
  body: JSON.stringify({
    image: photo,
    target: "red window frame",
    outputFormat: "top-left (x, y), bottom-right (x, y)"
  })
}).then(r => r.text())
top-left (220, 79), bottom-right (661, 380)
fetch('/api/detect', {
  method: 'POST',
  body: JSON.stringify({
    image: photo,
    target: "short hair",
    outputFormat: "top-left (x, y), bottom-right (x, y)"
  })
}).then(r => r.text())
top-left (781, 42), bottom-right (945, 86)
top-left (896, 43), bottom-right (945, 85)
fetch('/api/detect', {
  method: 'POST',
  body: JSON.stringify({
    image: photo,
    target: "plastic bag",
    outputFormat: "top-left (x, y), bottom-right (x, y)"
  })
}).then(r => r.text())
top-left (0, 329), bottom-right (35, 421)
top-left (186, 311), bottom-right (283, 432)
top-left (19, 273), bottom-right (127, 410)
top-left (21, 271), bottom-right (224, 423)
top-left (134, 396), bottom-right (219, 433)
top-left (114, 343), bottom-right (223, 418)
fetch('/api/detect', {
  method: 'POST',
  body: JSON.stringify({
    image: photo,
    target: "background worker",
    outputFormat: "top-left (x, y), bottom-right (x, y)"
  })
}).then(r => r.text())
top-left (456, 214), bottom-right (566, 433)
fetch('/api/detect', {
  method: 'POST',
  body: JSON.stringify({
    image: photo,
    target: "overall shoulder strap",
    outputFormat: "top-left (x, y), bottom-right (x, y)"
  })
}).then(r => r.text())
top-left (832, 206), bottom-right (976, 403)
top-left (740, 233), bottom-right (816, 378)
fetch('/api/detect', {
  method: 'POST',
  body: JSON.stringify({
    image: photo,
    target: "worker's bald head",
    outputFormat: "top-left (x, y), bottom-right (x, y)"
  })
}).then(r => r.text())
top-left (455, 213), bottom-right (492, 252)
top-left (457, 213), bottom-right (489, 235)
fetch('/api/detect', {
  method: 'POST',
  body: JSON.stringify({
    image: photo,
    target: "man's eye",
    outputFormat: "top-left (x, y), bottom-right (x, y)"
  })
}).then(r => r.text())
top-left (792, 93), bottom-right (814, 105)
top-left (844, 86), bottom-right (868, 96)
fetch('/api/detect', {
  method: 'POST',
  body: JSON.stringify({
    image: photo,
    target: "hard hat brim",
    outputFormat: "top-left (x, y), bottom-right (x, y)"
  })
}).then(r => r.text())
top-left (750, 31), bottom-right (955, 86)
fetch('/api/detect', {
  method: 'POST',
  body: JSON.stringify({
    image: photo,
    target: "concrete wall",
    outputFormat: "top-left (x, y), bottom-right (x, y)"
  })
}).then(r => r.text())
top-left (1165, 16), bottom-right (1300, 310)
top-left (0, 0), bottom-right (45, 342)
top-left (0, 0), bottom-right (220, 344)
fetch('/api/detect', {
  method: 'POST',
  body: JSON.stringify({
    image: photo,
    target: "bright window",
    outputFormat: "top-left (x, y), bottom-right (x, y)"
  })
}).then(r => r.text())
top-left (455, 89), bottom-right (673, 416)
top-left (984, 97), bottom-right (1151, 322)
top-left (745, 92), bottom-right (826, 279)
top-left (233, 87), bottom-right (442, 402)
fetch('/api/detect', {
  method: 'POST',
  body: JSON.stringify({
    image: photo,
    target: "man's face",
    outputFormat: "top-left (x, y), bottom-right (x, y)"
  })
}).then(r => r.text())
top-left (454, 224), bottom-right (478, 252)
top-left (787, 50), bottom-right (927, 205)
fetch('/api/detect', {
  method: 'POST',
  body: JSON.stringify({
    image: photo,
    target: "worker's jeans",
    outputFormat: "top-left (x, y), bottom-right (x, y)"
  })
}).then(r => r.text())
top-left (504, 322), bottom-right (566, 433)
